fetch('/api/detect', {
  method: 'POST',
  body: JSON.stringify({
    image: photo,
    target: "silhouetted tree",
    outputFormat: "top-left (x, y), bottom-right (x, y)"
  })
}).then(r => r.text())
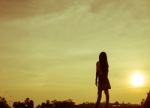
top-left (0, 96), bottom-right (10, 108)
top-left (13, 101), bottom-right (25, 108)
top-left (143, 91), bottom-right (150, 108)
top-left (24, 98), bottom-right (34, 108)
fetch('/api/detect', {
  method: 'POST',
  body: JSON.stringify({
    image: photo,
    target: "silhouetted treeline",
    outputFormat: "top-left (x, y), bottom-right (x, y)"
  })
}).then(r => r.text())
top-left (1, 91), bottom-right (150, 108)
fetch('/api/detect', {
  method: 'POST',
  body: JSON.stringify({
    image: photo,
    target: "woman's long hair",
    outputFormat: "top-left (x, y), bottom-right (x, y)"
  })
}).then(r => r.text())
top-left (99, 52), bottom-right (108, 73)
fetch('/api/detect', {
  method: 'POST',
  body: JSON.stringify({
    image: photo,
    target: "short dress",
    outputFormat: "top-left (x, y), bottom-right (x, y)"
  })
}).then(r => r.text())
top-left (96, 61), bottom-right (111, 91)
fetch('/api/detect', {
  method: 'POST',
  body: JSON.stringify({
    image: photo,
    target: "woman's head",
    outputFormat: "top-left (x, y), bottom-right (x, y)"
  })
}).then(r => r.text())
top-left (99, 52), bottom-right (108, 72)
top-left (99, 52), bottom-right (107, 61)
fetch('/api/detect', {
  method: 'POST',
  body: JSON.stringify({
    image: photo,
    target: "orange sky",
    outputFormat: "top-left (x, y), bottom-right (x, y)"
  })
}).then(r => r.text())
top-left (0, 0), bottom-right (150, 105)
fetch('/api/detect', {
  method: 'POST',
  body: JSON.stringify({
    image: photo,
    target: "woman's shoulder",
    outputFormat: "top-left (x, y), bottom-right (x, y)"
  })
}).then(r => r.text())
top-left (96, 61), bottom-right (100, 65)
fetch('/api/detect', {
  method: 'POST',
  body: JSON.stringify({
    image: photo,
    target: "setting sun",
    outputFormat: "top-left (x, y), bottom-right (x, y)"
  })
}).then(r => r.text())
top-left (131, 72), bottom-right (144, 87)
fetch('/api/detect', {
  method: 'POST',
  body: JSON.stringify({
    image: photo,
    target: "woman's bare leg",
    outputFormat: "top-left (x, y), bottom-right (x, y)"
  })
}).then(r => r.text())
top-left (95, 90), bottom-right (102, 108)
top-left (104, 90), bottom-right (109, 108)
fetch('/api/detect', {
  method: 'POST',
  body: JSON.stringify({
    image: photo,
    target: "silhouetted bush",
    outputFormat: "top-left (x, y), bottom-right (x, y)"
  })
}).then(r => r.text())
top-left (52, 99), bottom-right (75, 108)
top-left (13, 98), bottom-right (34, 108)
top-left (36, 100), bottom-right (53, 108)
top-left (77, 102), bottom-right (95, 108)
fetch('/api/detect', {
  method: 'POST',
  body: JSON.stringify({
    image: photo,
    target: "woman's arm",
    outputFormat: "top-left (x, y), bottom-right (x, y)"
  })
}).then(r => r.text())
top-left (95, 71), bottom-right (98, 86)
top-left (95, 62), bottom-right (99, 86)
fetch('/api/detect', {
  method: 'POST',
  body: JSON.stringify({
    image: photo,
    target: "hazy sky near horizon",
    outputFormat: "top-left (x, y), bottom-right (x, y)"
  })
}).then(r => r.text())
top-left (0, 0), bottom-right (150, 105)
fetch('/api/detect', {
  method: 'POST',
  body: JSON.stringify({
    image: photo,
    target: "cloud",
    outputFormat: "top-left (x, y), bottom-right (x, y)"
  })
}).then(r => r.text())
top-left (90, 0), bottom-right (150, 20)
top-left (0, 0), bottom-right (75, 20)
top-left (90, 0), bottom-right (111, 13)
top-left (1, 0), bottom-right (150, 21)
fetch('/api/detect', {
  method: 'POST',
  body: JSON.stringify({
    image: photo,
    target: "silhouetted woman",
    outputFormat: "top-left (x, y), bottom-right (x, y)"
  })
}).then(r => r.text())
top-left (95, 52), bottom-right (111, 108)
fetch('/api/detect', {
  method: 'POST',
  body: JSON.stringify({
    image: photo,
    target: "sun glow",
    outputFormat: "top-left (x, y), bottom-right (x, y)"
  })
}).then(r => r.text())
top-left (130, 72), bottom-right (144, 87)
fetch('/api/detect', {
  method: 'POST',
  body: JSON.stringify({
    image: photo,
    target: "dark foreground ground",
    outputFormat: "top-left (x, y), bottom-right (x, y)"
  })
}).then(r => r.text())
top-left (1, 91), bottom-right (150, 108)
top-left (0, 96), bottom-right (142, 108)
